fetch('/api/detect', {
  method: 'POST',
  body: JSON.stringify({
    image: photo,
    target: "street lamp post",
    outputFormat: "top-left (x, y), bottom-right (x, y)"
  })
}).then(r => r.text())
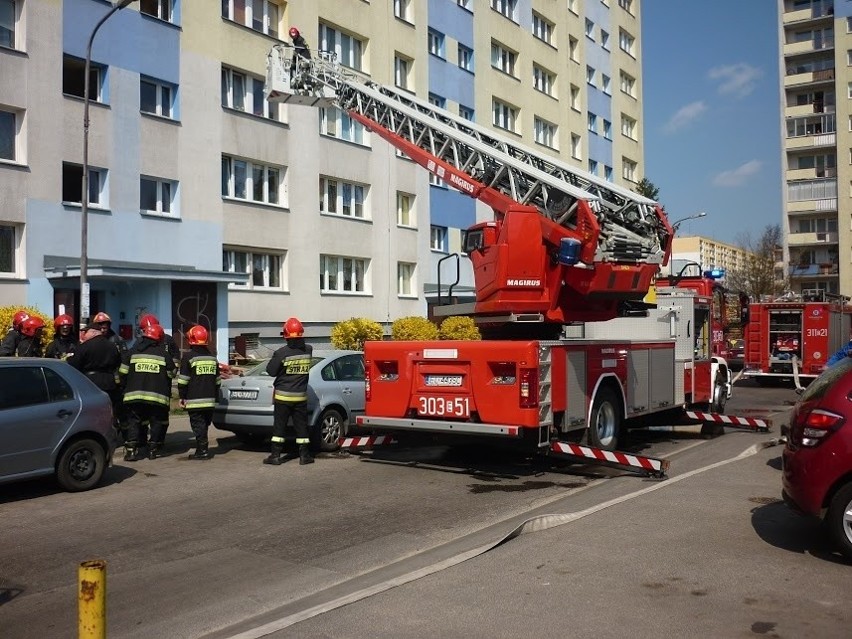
top-left (669, 211), bottom-right (707, 233)
top-left (80, 0), bottom-right (136, 330)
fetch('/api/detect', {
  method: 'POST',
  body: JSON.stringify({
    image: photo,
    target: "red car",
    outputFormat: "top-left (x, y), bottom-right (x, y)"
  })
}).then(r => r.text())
top-left (782, 356), bottom-right (852, 559)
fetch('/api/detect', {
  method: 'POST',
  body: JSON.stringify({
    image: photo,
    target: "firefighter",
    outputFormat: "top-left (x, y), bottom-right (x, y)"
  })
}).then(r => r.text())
top-left (288, 27), bottom-right (312, 91)
top-left (119, 322), bottom-right (176, 462)
top-left (263, 316), bottom-right (314, 466)
top-left (138, 313), bottom-right (180, 365)
top-left (177, 325), bottom-right (220, 460)
top-left (0, 310), bottom-right (30, 356)
top-left (45, 314), bottom-right (77, 359)
top-left (15, 316), bottom-right (46, 357)
top-left (91, 311), bottom-right (128, 356)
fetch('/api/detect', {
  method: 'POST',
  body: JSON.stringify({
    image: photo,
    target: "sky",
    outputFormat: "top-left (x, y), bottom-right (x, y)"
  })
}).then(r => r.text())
top-left (641, 1), bottom-right (783, 246)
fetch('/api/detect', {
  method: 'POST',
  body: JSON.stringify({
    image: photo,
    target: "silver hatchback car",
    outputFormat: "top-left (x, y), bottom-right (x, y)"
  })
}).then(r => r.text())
top-left (0, 358), bottom-right (118, 492)
top-left (213, 350), bottom-right (365, 451)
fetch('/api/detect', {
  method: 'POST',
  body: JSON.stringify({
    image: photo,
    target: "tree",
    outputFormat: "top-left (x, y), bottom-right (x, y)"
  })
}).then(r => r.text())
top-left (725, 224), bottom-right (787, 299)
top-left (634, 177), bottom-right (660, 202)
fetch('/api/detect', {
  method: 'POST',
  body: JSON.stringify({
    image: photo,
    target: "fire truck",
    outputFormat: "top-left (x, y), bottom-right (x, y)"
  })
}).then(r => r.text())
top-left (742, 292), bottom-right (852, 386)
top-left (265, 41), bottom-right (737, 469)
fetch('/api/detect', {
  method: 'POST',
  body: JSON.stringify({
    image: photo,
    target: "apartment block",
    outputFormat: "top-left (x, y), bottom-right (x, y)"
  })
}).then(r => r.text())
top-left (669, 236), bottom-right (754, 277)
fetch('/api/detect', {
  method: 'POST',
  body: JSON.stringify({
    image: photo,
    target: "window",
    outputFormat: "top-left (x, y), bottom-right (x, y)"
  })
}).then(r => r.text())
top-left (585, 19), bottom-right (595, 41)
top-left (224, 249), bottom-right (284, 290)
top-left (619, 0), bottom-right (633, 15)
top-left (0, 107), bottom-right (19, 162)
top-left (568, 0), bottom-right (578, 13)
top-left (394, 0), bottom-right (412, 22)
top-left (140, 0), bottom-right (172, 22)
top-left (222, 0), bottom-right (280, 38)
top-left (534, 117), bottom-right (557, 149)
top-left (533, 65), bottom-right (555, 97)
top-left (427, 94), bottom-right (445, 109)
top-left (430, 225), bottom-right (448, 252)
top-left (0, 223), bottom-right (19, 274)
top-left (491, 41), bottom-right (517, 77)
top-left (140, 77), bottom-right (174, 119)
top-left (586, 65), bottom-right (596, 85)
top-left (1, 0), bottom-right (18, 49)
top-left (492, 99), bottom-right (517, 133)
top-left (601, 74), bottom-right (611, 94)
top-left (570, 84), bottom-right (580, 111)
top-left (221, 155), bottom-right (284, 206)
top-left (397, 191), bottom-right (415, 227)
top-left (458, 44), bottom-right (473, 71)
top-left (319, 23), bottom-right (365, 71)
top-left (62, 55), bottom-right (104, 101)
top-left (600, 30), bottom-right (610, 50)
top-left (605, 165), bottom-right (613, 181)
top-left (532, 12), bottom-right (553, 45)
top-left (622, 157), bottom-right (637, 182)
top-left (571, 133), bottom-right (581, 160)
top-left (221, 67), bottom-right (279, 121)
top-left (620, 71), bottom-right (636, 97)
top-left (319, 107), bottom-right (367, 145)
top-left (603, 119), bottom-right (612, 140)
top-left (320, 177), bottom-right (367, 219)
top-left (619, 29), bottom-right (635, 56)
top-left (429, 172), bottom-right (446, 188)
top-left (589, 160), bottom-right (598, 175)
top-left (0, 367), bottom-right (50, 408)
top-left (621, 114), bottom-right (637, 139)
top-left (320, 254), bottom-right (368, 293)
top-left (428, 29), bottom-right (445, 58)
top-left (491, 0), bottom-right (518, 22)
top-left (398, 262), bottom-right (416, 297)
top-left (458, 0), bottom-right (471, 9)
top-left (62, 163), bottom-right (105, 207)
top-left (459, 105), bottom-right (475, 121)
top-left (569, 36), bottom-right (578, 62)
top-left (140, 176), bottom-right (177, 217)
top-left (395, 54), bottom-right (412, 90)
top-left (588, 112), bottom-right (597, 133)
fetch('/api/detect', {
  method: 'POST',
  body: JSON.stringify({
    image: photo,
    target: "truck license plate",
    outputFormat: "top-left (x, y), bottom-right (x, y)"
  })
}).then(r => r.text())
top-left (229, 389), bottom-right (259, 401)
top-left (424, 375), bottom-right (463, 387)
top-left (417, 396), bottom-right (470, 418)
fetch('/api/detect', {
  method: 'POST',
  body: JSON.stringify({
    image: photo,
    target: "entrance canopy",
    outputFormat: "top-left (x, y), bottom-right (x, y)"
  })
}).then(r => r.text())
top-left (43, 256), bottom-right (249, 284)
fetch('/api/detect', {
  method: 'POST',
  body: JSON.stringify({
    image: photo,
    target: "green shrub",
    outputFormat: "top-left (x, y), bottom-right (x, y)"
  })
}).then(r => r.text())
top-left (391, 316), bottom-right (439, 341)
top-left (439, 316), bottom-right (481, 341)
top-left (0, 305), bottom-right (55, 351)
top-left (330, 317), bottom-right (384, 351)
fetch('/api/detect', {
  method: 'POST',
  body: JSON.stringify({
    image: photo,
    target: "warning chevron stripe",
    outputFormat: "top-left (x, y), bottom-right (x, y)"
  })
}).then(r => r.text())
top-left (549, 441), bottom-right (669, 477)
top-left (684, 411), bottom-right (770, 432)
top-left (338, 435), bottom-right (397, 449)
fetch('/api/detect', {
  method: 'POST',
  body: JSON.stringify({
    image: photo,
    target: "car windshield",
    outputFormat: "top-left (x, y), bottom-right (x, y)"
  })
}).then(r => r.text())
top-left (799, 356), bottom-right (852, 402)
top-left (241, 357), bottom-right (325, 377)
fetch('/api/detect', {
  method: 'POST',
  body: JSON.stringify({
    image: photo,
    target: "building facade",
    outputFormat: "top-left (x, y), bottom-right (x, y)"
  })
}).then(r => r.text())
top-left (778, 0), bottom-right (850, 298)
top-left (668, 235), bottom-right (754, 277)
top-left (0, 0), bottom-right (646, 356)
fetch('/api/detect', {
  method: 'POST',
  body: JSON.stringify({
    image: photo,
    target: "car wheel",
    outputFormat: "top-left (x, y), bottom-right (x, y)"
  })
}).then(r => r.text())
top-left (56, 438), bottom-right (106, 492)
top-left (710, 372), bottom-right (727, 414)
top-left (235, 432), bottom-right (268, 446)
top-left (827, 482), bottom-right (852, 560)
top-left (318, 407), bottom-right (346, 452)
top-left (584, 387), bottom-right (622, 451)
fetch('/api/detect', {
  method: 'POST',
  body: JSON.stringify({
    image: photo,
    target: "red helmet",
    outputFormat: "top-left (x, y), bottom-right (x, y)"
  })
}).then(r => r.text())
top-left (54, 314), bottom-right (74, 329)
top-left (141, 323), bottom-right (164, 341)
top-left (12, 310), bottom-right (30, 331)
top-left (289, 27), bottom-right (300, 39)
top-left (139, 313), bottom-right (160, 330)
top-left (187, 325), bottom-right (209, 346)
top-left (282, 317), bottom-right (304, 338)
top-left (92, 312), bottom-right (111, 325)
top-left (21, 316), bottom-right (46, 337)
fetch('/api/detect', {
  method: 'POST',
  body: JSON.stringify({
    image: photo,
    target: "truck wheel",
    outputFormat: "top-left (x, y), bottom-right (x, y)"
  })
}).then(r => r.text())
top-left (586, 387), bottom-right (622, 451)
top-left (318, 408), bottom-right (346, 452)
top-left (710, 373), bottom-right (727, 414)
top-left (826, 482), bottom-right (852, 561)
top-left (56, 438), bottom-right (106, 492)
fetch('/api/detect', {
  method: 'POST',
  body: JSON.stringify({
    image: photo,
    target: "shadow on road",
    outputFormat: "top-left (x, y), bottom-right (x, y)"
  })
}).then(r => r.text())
top-left (750, 501), bottom-right (852, 566)
top-left (0, 463), bottom-right (138, 504)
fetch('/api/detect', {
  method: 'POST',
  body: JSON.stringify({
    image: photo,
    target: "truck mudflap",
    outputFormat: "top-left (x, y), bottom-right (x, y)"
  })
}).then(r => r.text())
top-left (355, 415), bottom-right (523, 437)
top-left (683, 410), bottom-right (771, 433)
top-left (548, 440), bottom-right (669, 479)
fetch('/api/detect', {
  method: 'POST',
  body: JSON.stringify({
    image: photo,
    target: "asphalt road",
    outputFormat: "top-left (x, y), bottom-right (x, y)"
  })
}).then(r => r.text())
top-left (2, 378), bottom-right (847, 638)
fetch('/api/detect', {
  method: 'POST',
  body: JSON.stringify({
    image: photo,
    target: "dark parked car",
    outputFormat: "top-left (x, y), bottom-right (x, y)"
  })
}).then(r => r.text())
top-left (782, 356), bottom-right (852, 559)
top-left (213, 350), bottom-right (365, 451)
top-left (0, 358), bottom-right (117, 492)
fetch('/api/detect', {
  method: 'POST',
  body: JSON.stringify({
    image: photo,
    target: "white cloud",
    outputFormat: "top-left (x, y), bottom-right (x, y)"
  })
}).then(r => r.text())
top-left (708, 63), bottom-right (762, 98)
top-left (712, 160), bottom-right (762, 187)
top-left (663, 101), bottom-right (707, 133)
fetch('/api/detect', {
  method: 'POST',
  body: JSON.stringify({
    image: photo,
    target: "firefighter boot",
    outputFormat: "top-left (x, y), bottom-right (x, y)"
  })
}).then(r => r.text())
top-left (263, 444), bottom-right (283, 465)
top-left (148, 443), bottom-right (164, 460)
top-left (188, 440), bottom-right (212, 460)
top-left (299, 444), bottom-right (314, 466)
top-left (123, 444), bottom-right (141, 463)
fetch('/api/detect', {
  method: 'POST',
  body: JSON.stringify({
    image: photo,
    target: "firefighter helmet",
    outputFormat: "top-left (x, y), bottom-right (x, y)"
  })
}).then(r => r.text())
top-left (186, 325), bottom-right (208, 346)
top-left (289, 26), bottom-right (300, 39)
top-left (54, 314), bottom-right (74, 329)
top-left (12, 310), bottom-right (30, 331)
top-left (138, 313), bottom-right (160, 330)
top-left (141, 323), bottom-right (164, 341)
top-left (282, 317), bottom-right (304, 338)
top-left (92, 312), bottom-right (112, 325)
top-left (21, 316), bottom-right (46, 337)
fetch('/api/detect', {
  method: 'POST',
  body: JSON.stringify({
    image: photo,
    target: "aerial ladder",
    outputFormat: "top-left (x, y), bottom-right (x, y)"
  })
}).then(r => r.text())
top-left (266, 42), bottom-right (674, 337)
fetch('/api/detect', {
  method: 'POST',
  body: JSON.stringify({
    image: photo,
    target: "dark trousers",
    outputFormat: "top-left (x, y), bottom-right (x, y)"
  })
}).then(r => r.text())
top-left (188, 409), bottom-right (213, 444)
top-left (272, 401), bottom-right (309, 446)
top-left (126, 403), bottom-right (170, 447)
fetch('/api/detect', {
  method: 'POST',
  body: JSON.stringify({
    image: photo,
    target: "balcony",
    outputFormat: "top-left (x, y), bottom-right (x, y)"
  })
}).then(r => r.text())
top-left (783, 3), bottom-right (834, 25)
top-left (783, 38), bottom-right (833, 57)
top-left (785, 132), bottom-right (835, 150)
top-left (789, 262), bottom-right (839, 278)
top-left (786, 167), bottom-right (836, 181)
top-left (784, 68), bottom-right (835, 87)
top-left (787, 231), bottom-right (839, 246)
top-left (785, 102), bottom-right (834, 118)
top-left (787, 198), bottom-right (837, 213)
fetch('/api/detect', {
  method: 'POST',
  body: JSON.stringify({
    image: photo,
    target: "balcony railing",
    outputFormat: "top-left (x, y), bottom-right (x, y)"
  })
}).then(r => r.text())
top-left (789, 263), bottom-right (839, 277)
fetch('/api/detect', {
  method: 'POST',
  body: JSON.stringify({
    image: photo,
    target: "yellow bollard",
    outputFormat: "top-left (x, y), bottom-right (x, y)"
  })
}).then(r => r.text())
top-left (78, 560), bottom-right (106, 639)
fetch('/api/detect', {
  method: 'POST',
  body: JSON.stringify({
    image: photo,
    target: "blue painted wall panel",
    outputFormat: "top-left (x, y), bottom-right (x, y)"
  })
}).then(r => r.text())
top-left (429, 186), bottom-right (475, 229)
top-left (428, 57), bottom-right (475, 108)
top-left (428, 0), bottom-right (473, 46)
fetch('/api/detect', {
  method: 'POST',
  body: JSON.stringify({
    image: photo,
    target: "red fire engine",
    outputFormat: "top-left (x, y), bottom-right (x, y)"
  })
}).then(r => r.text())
top-left (266, 41), bottom-right (740, 471)
top-left (743, 292), bottom-right (852, 386)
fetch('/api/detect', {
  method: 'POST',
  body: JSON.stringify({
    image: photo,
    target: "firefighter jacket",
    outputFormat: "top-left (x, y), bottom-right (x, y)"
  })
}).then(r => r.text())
top-left (118, 337), bottom-right (176, 407)
top-left (266, 340), bottom-right (313, 403)
top-left (104, 329), bottom-right (128, 355)
top-left (16, 337), bottom-right (43, 357)
top-left (0, 329), bottom-right (21, 357)
top-left (67, 334), bottom-right (122, 391)
top-left (45, 336), bottom-right (76, 360)
top-left (177, 346), bottom-right (220, 410)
